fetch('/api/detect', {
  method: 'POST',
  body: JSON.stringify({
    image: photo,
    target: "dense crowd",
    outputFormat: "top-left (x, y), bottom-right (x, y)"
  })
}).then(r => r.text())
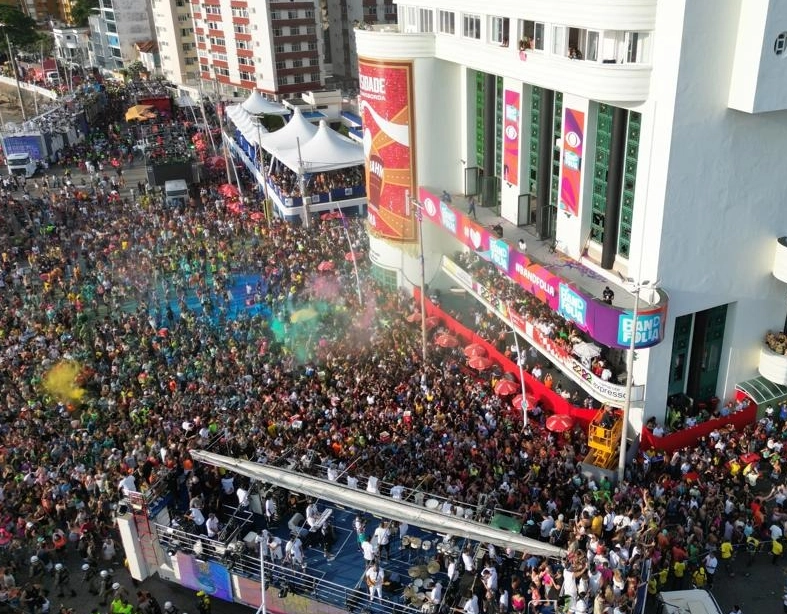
top-left (0, 86), bottom-right (783, 614)
top-left (266, 164), bottom-right (364, 198)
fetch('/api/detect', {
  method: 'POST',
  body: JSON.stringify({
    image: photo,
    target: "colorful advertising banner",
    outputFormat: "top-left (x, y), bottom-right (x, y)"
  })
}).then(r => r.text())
top-left (358, 58), bottom-right (417, 242)
top-left (503, 90), bottom-right (521, 186)
top-left (418, 186), bottom-right (668, 349)
top-left (176, 553), bottom-right (233, 602)
top-left (559, 108), bottom-right (585, 217)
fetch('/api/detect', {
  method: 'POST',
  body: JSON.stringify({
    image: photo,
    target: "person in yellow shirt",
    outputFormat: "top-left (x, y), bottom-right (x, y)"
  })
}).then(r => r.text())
top-left (720, 539), bottom-right (734, 576)
top-left (772, 537), bottom-right (783, 565)
top-left (673, 559), bottom-right (687, 590)
top-left (657, 566), bottom-right (669, 590)
top-left (691, 566), bottom-right (706, 588)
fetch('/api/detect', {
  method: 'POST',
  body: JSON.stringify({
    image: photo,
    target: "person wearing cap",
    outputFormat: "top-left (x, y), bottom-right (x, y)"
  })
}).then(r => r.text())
top-left (53, 562), bottom-right (76, 597)
top-left (28, 556), bottom-right (45, 581)
top-left (98, 569), bottom-right (112, 605)
top-left (163, 601), bottom-right (180, 614)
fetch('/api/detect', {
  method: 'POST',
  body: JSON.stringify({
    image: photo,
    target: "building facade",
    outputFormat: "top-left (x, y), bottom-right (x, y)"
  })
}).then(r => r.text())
top-left (149, 0), bottom-right (197, 86)
top-left (190, 0), bottom-right (325, 99)
top-left (53, 26), bottom-right (90, 69)
top-left (355, 0), bottom-right (787, 431)
top-left (87, 0), bottom-right (155, 70)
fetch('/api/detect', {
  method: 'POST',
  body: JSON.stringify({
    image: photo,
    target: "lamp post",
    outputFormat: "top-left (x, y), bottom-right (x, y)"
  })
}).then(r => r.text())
top-left (0, 24), bottom-right (26, 122)
top-left (617, 278), bottom-right (657, 482)
top-left (506, 302), bottom-right (528, 428)
top-left (254, 534), bottom-right (267, 614)
top-left (410, 196), bottom-right (428, 364)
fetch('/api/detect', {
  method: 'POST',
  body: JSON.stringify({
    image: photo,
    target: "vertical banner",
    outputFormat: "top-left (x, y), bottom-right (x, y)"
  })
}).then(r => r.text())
top-left (503, 89), bottom-right (521, 187)
top-left (176, 553), bottom-right (233, 602)
top-left (358, 58), bottom-right (417, 242)
top-left (559, 108), bottom-right (585, 217)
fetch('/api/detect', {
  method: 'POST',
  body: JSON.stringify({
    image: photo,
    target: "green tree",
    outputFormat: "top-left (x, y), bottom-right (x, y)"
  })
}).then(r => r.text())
top-left (0, 7), bottom-right (39, 49)
top-left (70, 0), bottom-right (99, 28)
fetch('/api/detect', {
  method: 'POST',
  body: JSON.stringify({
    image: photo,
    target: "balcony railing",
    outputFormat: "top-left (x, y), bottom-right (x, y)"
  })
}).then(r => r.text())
top-left (760, 333), bottom-right (787, 386)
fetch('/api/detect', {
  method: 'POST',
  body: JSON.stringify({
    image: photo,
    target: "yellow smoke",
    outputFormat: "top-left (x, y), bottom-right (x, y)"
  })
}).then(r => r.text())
top-left (43, 361), bottom-right (86, 406)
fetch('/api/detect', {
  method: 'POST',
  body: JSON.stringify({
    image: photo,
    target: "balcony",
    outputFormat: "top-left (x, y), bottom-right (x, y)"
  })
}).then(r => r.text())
top-left (773, 237), bottom-right (787, 284)
top-left (760, 332), bottom-right (787, 386)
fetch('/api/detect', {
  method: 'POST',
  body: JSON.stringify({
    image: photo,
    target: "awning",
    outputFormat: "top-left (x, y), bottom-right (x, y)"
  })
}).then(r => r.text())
top-left (736, 376), bottom-right (787, 406)
top-left (190, 450), bottom-right (565, 558)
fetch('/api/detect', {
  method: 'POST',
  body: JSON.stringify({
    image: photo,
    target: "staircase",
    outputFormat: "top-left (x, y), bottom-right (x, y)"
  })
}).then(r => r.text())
top-left (585, 408), bottom-right (623, 470)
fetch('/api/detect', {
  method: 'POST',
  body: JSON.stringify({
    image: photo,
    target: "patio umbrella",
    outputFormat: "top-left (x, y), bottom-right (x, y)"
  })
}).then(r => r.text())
top-left (468, 356), bottom-right (494, 371)
top-left (405, 312), bottom-right (422, 323)
top-left (545, 414), bottom-right (575, 433)
top-left (494, 379), bottom-right (520, 396)
top-left (573, 342), bottom-right (602, 362)
top-left (434, 334), bottom-right (459, 348)
top-left (464, 343), bottom-right (487, 358)
top-left (218, 183), bottom-right (239, 198)
top-left (424, 316), bottom-right (441, 330)
top-left (512, 393), bottom-right (539, 411)
top-left (317, 260), bottom-right (335, 272)
top-left (205, 155), bottom-right (226, 169)
top-left (345, 251), bottom-right (363, 262)
top-left (125, 104), bottom-right (154, 122)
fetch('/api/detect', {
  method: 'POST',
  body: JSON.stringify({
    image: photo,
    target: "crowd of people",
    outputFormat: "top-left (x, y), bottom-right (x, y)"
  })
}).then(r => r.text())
top-left (266, 164), bottom-right (364, 199)
top-left (0, 80), bottom-right (783, 614)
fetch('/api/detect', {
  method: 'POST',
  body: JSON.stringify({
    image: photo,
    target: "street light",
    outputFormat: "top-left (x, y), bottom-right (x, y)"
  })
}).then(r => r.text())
top-left (0, 23), bottom-right (26, 122)
top-left (506, 301), bottom-right (528, 428)
top-left (617, 278), bottom-right (658, 482)
top-left (410, 195), bottom-right (428, 364)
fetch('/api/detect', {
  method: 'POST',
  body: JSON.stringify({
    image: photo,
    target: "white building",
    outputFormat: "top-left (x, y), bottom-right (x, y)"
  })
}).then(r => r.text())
top-left (149, 0), bottom-right (198, 87)
top-left (52, 27), bottom-right (91, 70)
top-left (355, 0), bottom-right (787, 434)
top-left (87, 0), bottom-right (155, 70)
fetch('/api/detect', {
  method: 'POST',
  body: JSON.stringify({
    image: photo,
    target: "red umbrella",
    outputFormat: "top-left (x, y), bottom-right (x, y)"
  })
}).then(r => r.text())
top-left (468, 356), bottom-right (494, 371)
top-left (406, 312), bottom-right (422, 323)
top-left (424, 316), bottom-right (441, 330)
top-left (218, 183), bottom-right (239, 197)
top-left (317, 260), bottom-right (335, 272)
top-left (494, 379), bottom-right (520, 396)
top-left (205, 155), bottom-right (225, 168)
top-left (546, 414), bottom-right (575, 433)
top-left (464, 343), bottom-right (487, 358)
top-left (512, 393), bottom-right (539, 411)
top-left (435, 334), bottom-right (459, 348)
top-left (345, 251), bottom-right (363, 262)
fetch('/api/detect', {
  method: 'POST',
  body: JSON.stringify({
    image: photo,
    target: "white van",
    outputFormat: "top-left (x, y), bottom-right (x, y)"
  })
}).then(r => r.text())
top-left (45, 70), bottom-right (60, 86)
top-left (164, 179), bottom-right (189, 207)
top-left (656, 590), bottom-right (724, 614)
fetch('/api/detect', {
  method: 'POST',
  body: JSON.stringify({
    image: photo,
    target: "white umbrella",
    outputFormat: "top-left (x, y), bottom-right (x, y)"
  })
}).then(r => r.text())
top-left (573, 342), bottom-right (602, 361)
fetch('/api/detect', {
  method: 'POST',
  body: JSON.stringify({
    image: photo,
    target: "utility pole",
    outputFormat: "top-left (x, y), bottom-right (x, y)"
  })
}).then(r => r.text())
top-left (0, 24), bottom-right (26, 121)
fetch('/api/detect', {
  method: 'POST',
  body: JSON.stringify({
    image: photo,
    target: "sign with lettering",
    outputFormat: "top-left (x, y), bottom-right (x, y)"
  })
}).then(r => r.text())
top-left (558, 283), bottom-right (587, 328)
top-left (359, 58), bottom-right (416, 241)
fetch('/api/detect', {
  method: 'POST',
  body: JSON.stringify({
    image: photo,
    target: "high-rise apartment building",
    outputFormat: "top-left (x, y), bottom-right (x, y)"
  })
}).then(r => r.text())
top-left (190, 0), bottom-right (324, 99)
top-left (87, 0), bottom-right (155, 70)
top-left (150, 0), bottom-right (198, 86)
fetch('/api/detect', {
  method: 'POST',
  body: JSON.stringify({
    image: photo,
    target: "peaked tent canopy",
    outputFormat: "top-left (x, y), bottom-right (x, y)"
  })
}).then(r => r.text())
top-left (242, 90), bottom-right (289, 116)
top-left (276, 120), bottom-right (365, 173)
top-left (260, 107), bottom-right (318, 153)
top-left (226, 104), bottom-right (268, 145)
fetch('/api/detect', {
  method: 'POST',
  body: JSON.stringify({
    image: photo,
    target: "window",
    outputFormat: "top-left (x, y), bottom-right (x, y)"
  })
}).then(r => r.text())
top-left (231, 6), bottom-right (247, 17)
top-left (307, 41), bottom-right (318, 51)
top-left (238, 56), bottom-right (254, 66)
top-left (489, 16), bottom-right (508, 45)
top-left (293, 58), bottom-right (302, 67)
top-left (566, 27), bottom-right (599, 61)
top-left (237, 39), bottom-right (250, 49)
top-left (463, 13), bottom-right (480, 39)
top-left (273, 27), bottom-right (283, 36)
top-left (177, 13), bottom-right (189, 22)
top-left (211, 52), bottom-right (227, 62)
top-left (518, 20), bottom-right (544, 51)
top-left (277, 75), bottom-right (290, 86)
top-left (625, 31), bottom-right (651, 63)
top-left (180, 27), bottom-right (193, 36)
top-left (106, 22), bottom-right (117, 33)
top-left (209, 36), bottom-right (225, 47)
top-left (275, 44), bottom-right (285, 53)
top-left (311, 72), bottom-right (320, 83)
top-left (418, 8), bottom-right (433, 33)
top-left (553, 26), bottom-right (566, 55)
top-left (204, 5), bottom-right (219, 14)
top-left (181, 42), bottom-right (192, 51)
top-left (306, 25), bottom-right (315, 35)
top-left (275, 60), bottom-right (285, 69)
top-left (438, 10), bottom-right (455, 34)
top-left (364, 5), bottom-right (377, 17)
top-left (270, 11), bottom-right (280, 20)
top-left (287, 10), bottom-right (297, 19)
top-left (305, 8), bottom-right (314, 18)
top-left (239, 71), bottom-right (253, 81)
top-left (214, 66), bottom-right (229, 77)
top-left (291, 42), bottom-right (303, 51)
top-left (294, 74), bottom-right (304, 83)
top-left (233, 24), bottom-right (248, 34)
top-left (208, 21), bottom-right (220, 30)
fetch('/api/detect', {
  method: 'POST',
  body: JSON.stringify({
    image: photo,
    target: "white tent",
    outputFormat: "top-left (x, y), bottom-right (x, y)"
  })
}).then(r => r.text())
top-left (259, 107), bottom-right (317, 153)
top-left (276, 120), bottom-right (365, 173)
top-left (174, 93), bottom-right (197, 108)
top-left (242, 90), bottom-right (288, 116)
top-left (226, 104), bottom-right (267, 145)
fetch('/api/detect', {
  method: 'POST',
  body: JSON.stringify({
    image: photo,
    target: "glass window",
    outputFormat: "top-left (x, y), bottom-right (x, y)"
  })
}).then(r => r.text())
top-left (418, 8), bottom-right (433, 32)
top-left (552, 26), bottom-right (565, 55)
top-left (490, 17), bottom-right (509, 45)
top-left (519, 20), bottom-right (544, 51)
top-left (438, 10), bottom-right (455, 34)
top-left (463, 14), bottom-right (480, 40)
top-left (775, 32), bottom-right (787, 55)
